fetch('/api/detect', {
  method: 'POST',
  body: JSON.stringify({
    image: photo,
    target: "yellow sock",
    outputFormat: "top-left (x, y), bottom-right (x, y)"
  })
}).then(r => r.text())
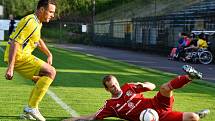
top-left (28, 88), bottom-right (35, 104)
top-left (28, 77), bottom-right (40, 106)
top-left (28, 76), bottom-right (53, 108)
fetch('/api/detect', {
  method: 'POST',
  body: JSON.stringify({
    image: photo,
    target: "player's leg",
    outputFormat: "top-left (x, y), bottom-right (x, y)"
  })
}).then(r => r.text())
top-left (168, 65), bottom-right (202, 90)
top-left (181, 65), bottom-right (202, 79)
top-left (32, 67), bottom-right (53, 83)
top-left (160, 75), bottom-right (191, 97)
top-left (31, 69), bottom-right (56, 83)
top-left (26, 63), bottom-right (55, 121)
top-left (28, 62), bottom-right (56, 108)
top-left (16, 55), bottom-right (56, 121)
top-left (195, 109), bottom-right (210, 119)
top-left (183, 112), bottom-right (199, 121)
top-left (149, 109), bottom-right (209, 121)
top-left (14, 56), bottom-right (47, 121)
top-left (183, 109), bottom-right (210, 121)
top-left (155, 65), bottom-right (203, 118)
top-left (154, 73), bottom-right (191, 114)
top-left (159, 75), bottom-right (190, 98)
top-left (160, 65), bottom-right (202, 97)
top-left (161, 111), bottom-right (199, 121)
top-left (37, 62), bottom-right (56, 79)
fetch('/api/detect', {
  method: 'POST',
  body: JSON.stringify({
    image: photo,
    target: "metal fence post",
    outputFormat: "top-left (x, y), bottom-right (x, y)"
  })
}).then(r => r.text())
top-left (91, 0), bottom-right (96, 44)
top-left (59, 21), bottom-right (62, 43)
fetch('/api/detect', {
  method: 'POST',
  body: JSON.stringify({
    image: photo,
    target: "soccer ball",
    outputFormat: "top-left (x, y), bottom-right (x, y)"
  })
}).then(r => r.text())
top-left (139, 108), bottom-right (159, 121)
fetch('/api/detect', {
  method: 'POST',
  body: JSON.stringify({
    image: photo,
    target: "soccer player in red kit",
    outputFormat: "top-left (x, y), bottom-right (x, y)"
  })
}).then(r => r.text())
top-left (64, 65), bottom-right (210, 121)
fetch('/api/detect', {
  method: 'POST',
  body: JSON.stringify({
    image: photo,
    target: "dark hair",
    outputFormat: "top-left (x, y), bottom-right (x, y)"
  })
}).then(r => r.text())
top-left (102, 75), bottom-right (115, 88)
top-left (181, 32), bottom-right (187, 36)
top-left (199, 33), bottom-right (206, 40)
top-left (37, 0), bottom-right (56, 9)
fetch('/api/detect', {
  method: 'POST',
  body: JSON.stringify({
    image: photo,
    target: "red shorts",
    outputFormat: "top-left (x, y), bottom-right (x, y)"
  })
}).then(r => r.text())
top-left (153, 92), bottom-right (183, 121)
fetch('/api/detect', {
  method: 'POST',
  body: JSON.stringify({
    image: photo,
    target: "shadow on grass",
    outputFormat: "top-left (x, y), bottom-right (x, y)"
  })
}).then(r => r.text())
top-left (0, 45), bottom-right (7, 67)
top-left (0, 115), bottom-right (69, 121)
top-left (0, 115), bottom-right (125, 121)
top-left (62, 118), bottom-right (124, 121)
top-left (1, 45), bottom-right (215, 95)
top-left (0, 115), bottom-right (20, 120)
top-left (53, 71), bottom-right (165, 89)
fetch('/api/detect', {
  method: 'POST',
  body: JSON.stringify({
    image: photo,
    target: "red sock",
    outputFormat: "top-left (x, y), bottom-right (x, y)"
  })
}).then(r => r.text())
top-left (168, 75), bottom-right (191, 90)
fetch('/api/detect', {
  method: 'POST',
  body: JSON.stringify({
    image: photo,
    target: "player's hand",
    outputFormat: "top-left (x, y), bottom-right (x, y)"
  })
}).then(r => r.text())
top-left (62, 117), bottom-right (84, 121)
top-left (62, 119), bottom-right (71, 121)
top-left (47, 55), bottom-right (53, 65)
top-left (5, 67), bottom-right (14, 80)
top-left (133, 82), bottom-right (144, 86)
top-left (69, 117), bottom-right (88, 121)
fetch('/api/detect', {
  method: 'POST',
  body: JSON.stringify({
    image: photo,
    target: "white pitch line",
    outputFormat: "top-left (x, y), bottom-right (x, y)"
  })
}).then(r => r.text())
top-left (0, 47), bottom-right (79, 117)
top-left (47, 90), bottom-right (79, 117)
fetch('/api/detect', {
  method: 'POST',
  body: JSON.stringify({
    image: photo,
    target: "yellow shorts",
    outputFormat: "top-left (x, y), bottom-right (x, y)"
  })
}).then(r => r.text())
top-left (14, 55), bottom-right (45, 80)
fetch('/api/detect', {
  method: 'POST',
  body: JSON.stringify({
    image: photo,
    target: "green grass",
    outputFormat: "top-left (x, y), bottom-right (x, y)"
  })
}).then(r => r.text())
top-left (0, 41), bottom-right (215, 121)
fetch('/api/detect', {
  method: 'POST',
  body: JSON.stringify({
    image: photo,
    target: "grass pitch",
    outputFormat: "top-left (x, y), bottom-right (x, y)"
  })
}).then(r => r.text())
top-left (0, 42), bottom-right (214, 121)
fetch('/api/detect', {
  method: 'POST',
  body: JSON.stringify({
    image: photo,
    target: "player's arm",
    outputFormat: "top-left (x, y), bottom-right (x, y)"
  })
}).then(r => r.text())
top-left (63, 113), bottom-right (96, 121)
top-left (5, 40), bottom-right (20, 80)
top-left (130, 82), bottom-right (156, 92)
top-left (38, 39), bottom-right (53, 65)
top-left (137, 82), bottom-right (156, 91)
top-left (64, 101), bottom-right (114, 121)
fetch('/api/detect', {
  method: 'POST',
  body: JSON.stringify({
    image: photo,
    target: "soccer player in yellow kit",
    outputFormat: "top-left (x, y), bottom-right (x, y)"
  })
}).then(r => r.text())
top-left (4, 0), bottom-right (56, 120)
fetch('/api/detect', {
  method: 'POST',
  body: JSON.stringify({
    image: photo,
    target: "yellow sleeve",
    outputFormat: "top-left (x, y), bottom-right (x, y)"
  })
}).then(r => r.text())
top-left (10, 17), bottom-right (38, 45)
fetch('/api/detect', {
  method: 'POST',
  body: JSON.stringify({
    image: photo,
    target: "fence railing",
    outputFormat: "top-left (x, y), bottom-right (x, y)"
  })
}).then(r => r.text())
top-left (41, 0), bottom-right (215, 57)
top-left (93, 11), bottom-right (215, 55)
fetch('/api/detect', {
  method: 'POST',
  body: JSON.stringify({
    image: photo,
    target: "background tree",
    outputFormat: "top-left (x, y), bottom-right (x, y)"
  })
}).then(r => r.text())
top-left (0, 0), bottom-right (130, 21)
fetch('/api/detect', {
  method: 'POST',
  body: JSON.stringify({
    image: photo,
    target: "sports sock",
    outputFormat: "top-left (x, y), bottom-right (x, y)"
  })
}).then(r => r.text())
top-left (168, 75), bottom-right (191, 90)
top-left (28, 88), bottom-right (35, 104)
top-left (28, 76), bottom-right (53, 108)
top-left (28, 76), bottom-right (41, 103)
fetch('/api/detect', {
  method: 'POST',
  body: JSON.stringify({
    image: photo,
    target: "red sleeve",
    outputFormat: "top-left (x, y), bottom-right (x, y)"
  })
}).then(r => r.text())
top-left (95, 101), bottom-right (115, 120)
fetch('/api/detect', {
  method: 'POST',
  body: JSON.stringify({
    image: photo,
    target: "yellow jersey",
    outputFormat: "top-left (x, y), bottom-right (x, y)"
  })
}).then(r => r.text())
top-left (197, 39), bottom-right (208, 48)
top-left (4, 14), bottom-right (42, 62)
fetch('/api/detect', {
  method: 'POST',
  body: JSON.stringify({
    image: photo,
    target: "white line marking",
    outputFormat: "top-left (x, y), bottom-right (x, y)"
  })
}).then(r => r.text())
top-left (47, 90), bottom-right (79, 117)
top-left (0, 47), bottom-right (79, 117)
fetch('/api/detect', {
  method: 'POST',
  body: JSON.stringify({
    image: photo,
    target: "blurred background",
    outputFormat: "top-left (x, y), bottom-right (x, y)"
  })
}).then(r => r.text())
top-left (0, 0), bottom-right (215, 56)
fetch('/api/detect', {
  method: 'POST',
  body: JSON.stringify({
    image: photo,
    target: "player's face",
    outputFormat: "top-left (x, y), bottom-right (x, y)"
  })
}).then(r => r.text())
top-left (105, 77), bottom-right (121, 96)
top-left (41, 4), bottom-right (56, 22)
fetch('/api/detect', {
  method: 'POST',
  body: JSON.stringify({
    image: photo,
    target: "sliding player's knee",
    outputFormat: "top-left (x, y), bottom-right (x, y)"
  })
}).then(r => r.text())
top-left (190, 113), bottom-right (200, 121)
top-left (159, 83), bottom-right (173, 97)
top-left (183, 112), bottom-right (199, 121)
top-left (160, 83), bottom-right (171, 92)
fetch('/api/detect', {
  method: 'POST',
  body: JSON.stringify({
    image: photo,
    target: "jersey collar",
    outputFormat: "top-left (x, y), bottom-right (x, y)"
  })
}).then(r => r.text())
top-left (112, 90), bottom-right (123, 99)
top-left (33, 14), bottom-right (40, 24)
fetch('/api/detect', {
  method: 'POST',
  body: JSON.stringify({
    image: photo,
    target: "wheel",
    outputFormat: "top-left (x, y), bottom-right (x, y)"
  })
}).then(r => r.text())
top-left (198, 51), bottom-right (213, 64)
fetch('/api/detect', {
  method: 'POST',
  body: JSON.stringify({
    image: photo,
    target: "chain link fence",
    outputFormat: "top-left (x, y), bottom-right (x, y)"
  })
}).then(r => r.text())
top-left (41, 0), bottom-right (215, 57)
top-left (42, 21), bottom-right (93, 44)
top-left (93, 0), bottom-right (215, 56)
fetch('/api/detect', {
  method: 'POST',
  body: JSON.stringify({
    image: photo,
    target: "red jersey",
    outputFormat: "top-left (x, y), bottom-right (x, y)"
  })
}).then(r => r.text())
top-left (95, 83), bottom-right (155, 121)
top-left (95, 76), bottom-right (189, 121)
